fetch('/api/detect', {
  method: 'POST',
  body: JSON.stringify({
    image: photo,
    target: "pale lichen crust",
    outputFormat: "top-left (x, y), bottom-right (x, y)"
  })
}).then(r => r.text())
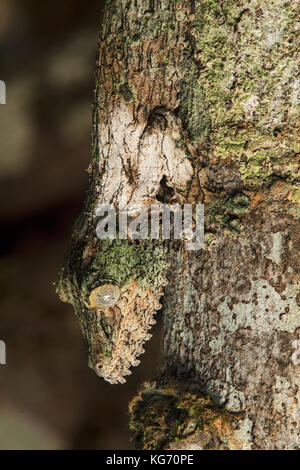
top-left (91, 280), bottom-right (163, 384)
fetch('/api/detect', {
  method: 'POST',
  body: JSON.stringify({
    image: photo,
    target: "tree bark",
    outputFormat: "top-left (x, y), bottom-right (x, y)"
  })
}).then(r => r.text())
top-left (57, 0), bottom-right (300, 450)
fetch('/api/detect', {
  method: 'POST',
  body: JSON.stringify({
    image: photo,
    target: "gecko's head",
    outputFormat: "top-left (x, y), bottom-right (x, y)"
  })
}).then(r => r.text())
top-left (57, 238), bottom-right (169, 384)
top-left (86, 280), bottom-right (162, 384)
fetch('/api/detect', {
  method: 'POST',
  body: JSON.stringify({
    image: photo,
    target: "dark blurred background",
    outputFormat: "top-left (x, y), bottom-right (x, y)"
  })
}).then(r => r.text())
top-left (0, 0), bottom-right (162, 449)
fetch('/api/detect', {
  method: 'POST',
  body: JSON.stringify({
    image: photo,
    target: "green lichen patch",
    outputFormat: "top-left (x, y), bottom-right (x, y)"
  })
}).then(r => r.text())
top-left (90, 238), bottom-right (168, 291)
top-left (206, 194), bottom-right (250, 235)
top-left (292, 187), bottom-right (300, 206)
top-left (176, 63), bottom-right (211, 143)
top-left (177, 0), bottom-right (300, 187)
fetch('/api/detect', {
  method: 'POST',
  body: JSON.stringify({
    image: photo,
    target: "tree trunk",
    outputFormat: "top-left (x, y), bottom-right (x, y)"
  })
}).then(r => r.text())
top-left (57, 0), bottom-right (300, 450)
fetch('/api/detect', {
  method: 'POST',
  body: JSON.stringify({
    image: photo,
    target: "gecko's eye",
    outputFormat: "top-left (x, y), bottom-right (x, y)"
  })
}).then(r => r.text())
top-left (89, 284), bottom-right (120, 309)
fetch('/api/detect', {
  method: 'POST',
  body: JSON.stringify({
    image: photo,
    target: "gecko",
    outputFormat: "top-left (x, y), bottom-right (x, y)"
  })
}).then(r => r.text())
top-left (57, 105), bottom-right (201, 384)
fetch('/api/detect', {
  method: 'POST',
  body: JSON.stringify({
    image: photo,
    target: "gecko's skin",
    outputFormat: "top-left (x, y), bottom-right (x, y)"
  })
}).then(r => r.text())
top-left (57, 106), bottom-right (201, 384)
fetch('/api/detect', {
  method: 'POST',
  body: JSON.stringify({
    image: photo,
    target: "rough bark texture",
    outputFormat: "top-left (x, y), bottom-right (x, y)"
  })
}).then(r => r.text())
top-left (57, 0), bottom-right (300, 449)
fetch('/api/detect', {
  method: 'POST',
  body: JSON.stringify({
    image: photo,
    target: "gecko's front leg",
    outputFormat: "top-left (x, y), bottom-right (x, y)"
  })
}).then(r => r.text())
top-left (57, 104), bottom-right (200, 384)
